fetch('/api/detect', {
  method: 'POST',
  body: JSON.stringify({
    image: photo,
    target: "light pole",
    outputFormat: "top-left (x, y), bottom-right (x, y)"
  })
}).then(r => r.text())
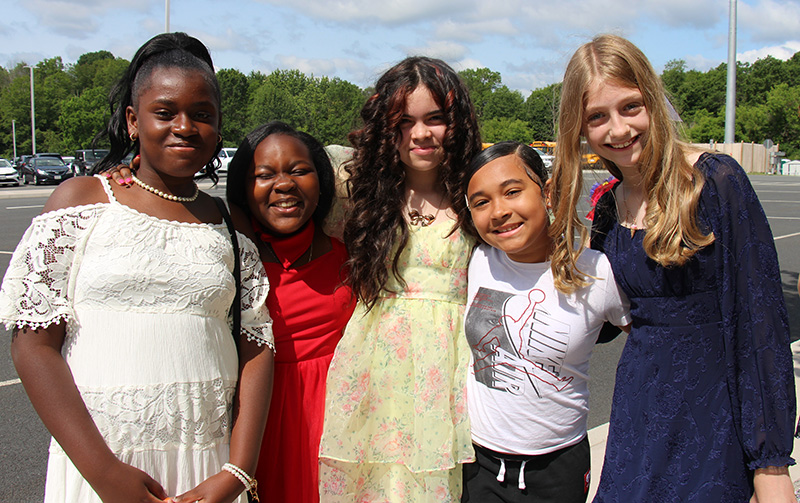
top-left (724, 0), bottom-right (737, 144)
top-left (12, 119), bottom-right (17, 159)
top-left (165, 0), bottom-right (170, 32)
top-left (24, 65), bottom-right (36, 155)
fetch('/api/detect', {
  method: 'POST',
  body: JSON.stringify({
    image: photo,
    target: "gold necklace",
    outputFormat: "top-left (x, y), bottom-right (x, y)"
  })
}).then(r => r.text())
top-left (619, 183), bottom-right (645, 237)
top-left (131, 175), bottom-right (199, 202)
top-left (407, 193), bottom-right (444, 227)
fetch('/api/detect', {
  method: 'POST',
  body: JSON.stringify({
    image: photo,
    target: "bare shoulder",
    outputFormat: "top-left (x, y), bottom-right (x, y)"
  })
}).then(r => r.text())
top-left (42, 176), bottom-right (107, 214)
top-left (228, 202), bottom-right (259, 244)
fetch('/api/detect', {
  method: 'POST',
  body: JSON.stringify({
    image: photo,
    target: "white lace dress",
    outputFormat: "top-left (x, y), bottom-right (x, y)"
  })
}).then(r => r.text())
top-left (0, 177), bottom-right (273, 502)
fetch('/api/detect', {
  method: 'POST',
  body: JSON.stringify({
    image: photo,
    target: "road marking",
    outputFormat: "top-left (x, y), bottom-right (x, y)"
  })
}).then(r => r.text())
top-left (760, 200), bottom-right (800, 204)
top-left (0, 251), bottom-right (12, 255)
top-left (775, 231), bottom-right (800, 241)
top-left (6, 205), bottom-right (43, 210)
top-left (0, 378), bottom-right (21, 388)
top-left (768, 216), bottom-right (800, 220)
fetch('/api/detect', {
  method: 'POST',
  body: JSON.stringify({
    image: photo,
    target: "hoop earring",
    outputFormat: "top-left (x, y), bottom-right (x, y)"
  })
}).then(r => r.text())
top-left (218, 134), bottom-right (223, 144)
top-left (129, 132), bottom-right (138, 142)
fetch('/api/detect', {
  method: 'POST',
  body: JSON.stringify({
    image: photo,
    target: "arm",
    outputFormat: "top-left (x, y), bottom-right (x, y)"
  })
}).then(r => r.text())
top-left (11, 325), bottom-right (167, 502)
top-left (706, 156), bottom-right (796, 498)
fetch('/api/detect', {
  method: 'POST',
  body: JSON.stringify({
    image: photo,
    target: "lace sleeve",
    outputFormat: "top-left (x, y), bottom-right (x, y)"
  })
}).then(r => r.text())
top-left (237, 232), bottom-right (274, 352)
top-left (0, 206), bottom-right (103, 330)
top-left (702, 154), bottom-right (796, 470)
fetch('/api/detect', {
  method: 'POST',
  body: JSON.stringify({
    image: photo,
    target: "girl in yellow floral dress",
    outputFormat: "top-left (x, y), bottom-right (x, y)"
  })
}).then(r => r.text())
top-left (318, 56), bottom-right (482, 502)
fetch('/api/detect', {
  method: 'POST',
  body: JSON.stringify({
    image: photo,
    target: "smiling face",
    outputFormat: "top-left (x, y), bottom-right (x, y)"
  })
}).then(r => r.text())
top-left (246, 134), bottom-right (320, 236)
top-left (398, 85), bottom-right (447, 175)
top-left (126, 66), bottom-right (220, 180)
top-left (582, 79), bottom-right (650, 171)
top-left (467, 154), bottom-right (552, 263)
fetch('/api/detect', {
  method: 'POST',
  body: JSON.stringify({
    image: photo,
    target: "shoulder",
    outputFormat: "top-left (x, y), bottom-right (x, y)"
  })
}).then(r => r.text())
top-left (42, 176), bottom-right (107, 214)
top-left (575, 248), bottom-right (610, 275)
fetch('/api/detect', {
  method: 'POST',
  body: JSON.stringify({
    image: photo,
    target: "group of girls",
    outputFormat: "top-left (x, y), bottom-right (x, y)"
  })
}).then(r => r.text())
top-left (1, 29), bottom-right (796, 503)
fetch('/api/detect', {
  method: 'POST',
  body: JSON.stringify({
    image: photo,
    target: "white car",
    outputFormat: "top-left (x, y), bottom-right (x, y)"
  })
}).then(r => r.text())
top-left (0, 158), bottom-right (20, 186)
top-left (533, 148), bottom-right (554, 169)
top-left (217, 148), bottom-right (237, 173)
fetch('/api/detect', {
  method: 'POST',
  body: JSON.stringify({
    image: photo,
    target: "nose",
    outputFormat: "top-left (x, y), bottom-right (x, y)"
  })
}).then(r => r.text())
top-left (490, 199), bottom-right (510, 221)
top-left (172, 113), bottom-right (197, 137)
top-left (272, 172), bottom-right (296, 191)
top-left (608, 113), bottom-right (630, 139)
top-left (410, 121), bottom-right (432, 141)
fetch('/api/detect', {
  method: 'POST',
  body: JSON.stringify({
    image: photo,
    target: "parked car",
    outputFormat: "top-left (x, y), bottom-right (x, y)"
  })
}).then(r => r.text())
top-left (217, 148), bottom-right (237, 173)
top-left (0, 158), bottom-right (20, 186)
top-left (33, 152), bottom-right (65, 162)
top-left (21, 157), bottom-right (73, 185)
top-left (533, 147), bottom-right (554, 169)
top-left (72, 149), bottom-right (110, 175)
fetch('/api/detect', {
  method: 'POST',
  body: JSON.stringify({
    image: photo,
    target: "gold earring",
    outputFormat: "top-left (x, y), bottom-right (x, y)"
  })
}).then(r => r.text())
top-left (129, 132), bottom-right (137, 142)
top-left (218, 134), bottom-right (223, 144)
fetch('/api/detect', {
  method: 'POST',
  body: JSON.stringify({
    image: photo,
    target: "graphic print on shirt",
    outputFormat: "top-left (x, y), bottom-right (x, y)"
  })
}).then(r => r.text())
top-left (465, 287), bottom-right (573, 398)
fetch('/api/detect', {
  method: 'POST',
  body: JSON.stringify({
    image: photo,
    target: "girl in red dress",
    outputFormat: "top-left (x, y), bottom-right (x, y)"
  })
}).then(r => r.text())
top-left (226, 121), bottom-right (355, 503)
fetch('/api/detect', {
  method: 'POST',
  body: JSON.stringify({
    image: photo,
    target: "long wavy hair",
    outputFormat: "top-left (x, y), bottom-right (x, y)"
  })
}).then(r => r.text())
top-left (551, 34), bottom-right (713, 292)
top-left (226, 120), bottom-right (335, 227)
top-left (344, 56), bottom-right (481, 309)
top-left (92, 32), bottom-right (222, 181)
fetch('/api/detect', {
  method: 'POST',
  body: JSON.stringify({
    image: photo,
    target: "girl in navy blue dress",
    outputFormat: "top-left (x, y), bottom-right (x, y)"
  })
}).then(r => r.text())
top-left (550, 34), bottom-right (797, 502)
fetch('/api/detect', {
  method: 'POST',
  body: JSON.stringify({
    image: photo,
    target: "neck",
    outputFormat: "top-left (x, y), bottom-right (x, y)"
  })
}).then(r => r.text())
top-left (403, 166), bottom-right (440, 193)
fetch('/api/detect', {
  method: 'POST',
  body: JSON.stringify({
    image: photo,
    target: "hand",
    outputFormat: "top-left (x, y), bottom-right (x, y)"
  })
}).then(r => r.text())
top-left (104, 155), bottom-right (140, 186)
top-left (91, 459), bottom-right (168, 503)
top-left (173, 470), bottom-right (246, 503)
top-left (750, 466), bottom-right (797, 503)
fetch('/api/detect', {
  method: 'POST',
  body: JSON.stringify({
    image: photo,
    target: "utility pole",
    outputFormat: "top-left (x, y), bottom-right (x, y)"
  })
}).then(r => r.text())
top-left (24, 65), bottom-right (36, 155)
top-left (165, 0), bottom-right (170, 32)
top-left (12, 120), bottom-right (17, 159)
top-left (724, 0), bottom-right (737, 144)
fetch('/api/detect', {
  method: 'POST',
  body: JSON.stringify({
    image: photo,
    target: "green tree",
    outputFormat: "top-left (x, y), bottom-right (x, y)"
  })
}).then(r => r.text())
top-left (57, 87), bottom-right (109, 152)
top-left (523, 83), bottom-right (560, 141)
top-left (480, 117), bottom-right (534, 143)
top-left (217, 68), bottom-right (250, 146)
top-left (685, 109), bottom-right (725, 143)
top-left (483, 85), bottom-right (525, 121)
top-left (459, 68), bottom-right (501, 119)
top-left (763, 83), bottom-right (800, 158)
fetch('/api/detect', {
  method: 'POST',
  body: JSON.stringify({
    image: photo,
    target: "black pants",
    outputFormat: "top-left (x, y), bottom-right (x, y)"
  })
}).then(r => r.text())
top-left (462, 437), bottom-right (590, 503)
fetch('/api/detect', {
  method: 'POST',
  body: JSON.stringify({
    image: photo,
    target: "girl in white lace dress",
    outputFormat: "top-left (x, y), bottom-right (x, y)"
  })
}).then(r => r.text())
top-left (0, 33), bottom-right (274, 503)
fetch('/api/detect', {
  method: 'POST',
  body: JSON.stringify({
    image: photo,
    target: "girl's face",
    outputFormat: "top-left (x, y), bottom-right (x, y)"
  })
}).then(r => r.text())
top-left (246, 134), bottom-right (320, 236)
top-left (126, 67), bottom-right (220, 178)
top-left (582, 79), bottom-right (650, 171)
top-left (467, 154), bottom-right (551, 263)
top-left (398, 85), bottom-right (447, 175)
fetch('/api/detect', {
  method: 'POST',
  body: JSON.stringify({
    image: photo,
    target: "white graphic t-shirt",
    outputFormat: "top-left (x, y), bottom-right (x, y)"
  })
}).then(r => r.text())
top-left (465, 244), bottom-right (630, 455)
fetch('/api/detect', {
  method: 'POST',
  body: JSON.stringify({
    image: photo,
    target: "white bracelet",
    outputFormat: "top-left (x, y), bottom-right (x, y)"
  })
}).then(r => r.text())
top-left (222, 462), bottom-right (251, 490)
top-left (222, 462), bottom-right (259, 501)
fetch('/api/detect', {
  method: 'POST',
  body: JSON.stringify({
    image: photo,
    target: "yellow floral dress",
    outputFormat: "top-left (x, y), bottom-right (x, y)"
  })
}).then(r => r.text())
top-left (318, 223), bottom-right (475, 502)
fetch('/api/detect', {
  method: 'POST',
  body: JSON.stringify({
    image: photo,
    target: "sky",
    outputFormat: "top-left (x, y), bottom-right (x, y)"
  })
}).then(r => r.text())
top-left (1, 0), bottom-right (800, 95)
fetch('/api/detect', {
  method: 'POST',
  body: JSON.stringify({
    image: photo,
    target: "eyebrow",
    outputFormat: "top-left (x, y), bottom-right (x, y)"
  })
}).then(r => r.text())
top-left (402, 109), bottom-right (443, 118)
top-left (468, 178), bottom-right (525, 201)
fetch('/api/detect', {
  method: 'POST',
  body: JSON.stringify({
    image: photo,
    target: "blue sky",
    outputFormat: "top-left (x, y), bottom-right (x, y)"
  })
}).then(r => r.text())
top-left (2, 0), bottom-right (799, 95)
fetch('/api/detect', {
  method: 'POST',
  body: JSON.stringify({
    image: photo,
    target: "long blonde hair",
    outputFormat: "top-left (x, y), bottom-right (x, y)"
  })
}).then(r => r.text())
top-left (550, 34), bottom-right (713, 292)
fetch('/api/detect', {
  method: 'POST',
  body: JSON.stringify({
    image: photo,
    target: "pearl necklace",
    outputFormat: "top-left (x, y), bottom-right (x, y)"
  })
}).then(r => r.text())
top-left (131, 175), bottom-right (199, 202)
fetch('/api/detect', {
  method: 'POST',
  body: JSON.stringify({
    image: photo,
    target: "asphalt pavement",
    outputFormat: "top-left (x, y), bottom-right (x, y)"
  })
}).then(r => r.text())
top-left (0, 173), bottom-right (798, 501)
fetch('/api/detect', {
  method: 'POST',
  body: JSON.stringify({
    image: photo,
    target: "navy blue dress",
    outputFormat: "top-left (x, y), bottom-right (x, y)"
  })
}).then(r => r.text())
top-left (590, 153), bottom-right (796, 502)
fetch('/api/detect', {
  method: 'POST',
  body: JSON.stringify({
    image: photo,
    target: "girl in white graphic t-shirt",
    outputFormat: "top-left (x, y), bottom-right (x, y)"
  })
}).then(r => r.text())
top-left (460, 141), bottom-right (630, 503)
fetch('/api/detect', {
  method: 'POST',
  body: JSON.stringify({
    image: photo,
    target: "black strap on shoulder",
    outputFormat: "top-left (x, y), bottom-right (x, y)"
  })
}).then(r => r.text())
top-left (213, 197), bottom-right (241, 341)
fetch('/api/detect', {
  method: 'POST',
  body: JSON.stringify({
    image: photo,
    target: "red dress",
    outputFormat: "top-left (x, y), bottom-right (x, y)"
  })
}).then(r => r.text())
top-left (254, 227), bottom-right (354, 502)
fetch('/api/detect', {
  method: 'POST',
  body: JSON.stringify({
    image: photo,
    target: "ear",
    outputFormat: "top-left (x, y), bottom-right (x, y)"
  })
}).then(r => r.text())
top-left (126, 105), bottom-right (138, 139)
top-left (544, 178), bottom-right (553, 209)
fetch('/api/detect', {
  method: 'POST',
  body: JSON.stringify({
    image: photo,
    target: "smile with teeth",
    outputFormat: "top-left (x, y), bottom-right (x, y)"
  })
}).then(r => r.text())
top-left (608, 136), bottom-right (637, 149)
top-left (273, 200), bottom-right (299, 208)
top-left (493, 222), bottom-right (522, 234)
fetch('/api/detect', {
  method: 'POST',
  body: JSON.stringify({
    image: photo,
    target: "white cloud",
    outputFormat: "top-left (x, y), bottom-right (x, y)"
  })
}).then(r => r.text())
top-left (434, 19), bottom-right (517, 43)
top-left (740, 0), bottom-right (800, 43)
top-left (738, 40), bottom-right (800, 63)
top-left (256, 0), bottom-right (467, 25)
top-left (22, 0), bottom-right (150, 38)
top-left (399, 40), bottom-right (469, 61)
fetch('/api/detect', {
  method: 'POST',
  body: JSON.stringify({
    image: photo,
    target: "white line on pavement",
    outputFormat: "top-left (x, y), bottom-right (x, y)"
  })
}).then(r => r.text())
top-left (775, 232), bottom-right (800, 241)
top-left (0, 378), bottom-right (21, 387)
top-left (6, 205), bottom-right (43, 210)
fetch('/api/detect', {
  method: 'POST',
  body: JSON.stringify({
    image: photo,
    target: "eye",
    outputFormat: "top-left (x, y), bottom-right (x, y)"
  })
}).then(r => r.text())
top-left (428, 114), bottom-right (445, 125)
top-left (154, 109), bottom-right (174, 119)
top-left (471, 198), bottom-right (488, 209)
top-left (505, 189), bottom-right (521, 198)
top-left (623, 102), bottom-right (643, 113)
top-left (585, 111), bottom-right (604, 123)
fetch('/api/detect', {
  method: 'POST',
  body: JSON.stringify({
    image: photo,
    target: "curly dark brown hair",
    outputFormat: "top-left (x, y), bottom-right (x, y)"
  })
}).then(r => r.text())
top-left (344, 56), bottom-right (481, 309)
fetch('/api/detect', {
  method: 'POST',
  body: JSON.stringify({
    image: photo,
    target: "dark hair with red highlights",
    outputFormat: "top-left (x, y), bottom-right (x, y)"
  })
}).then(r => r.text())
top-left (343, 56), bottom-right (481, 309)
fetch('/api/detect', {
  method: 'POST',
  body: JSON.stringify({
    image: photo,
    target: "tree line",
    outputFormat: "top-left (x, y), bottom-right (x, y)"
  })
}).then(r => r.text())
top-left (1, 49), bottom-right (799, 160)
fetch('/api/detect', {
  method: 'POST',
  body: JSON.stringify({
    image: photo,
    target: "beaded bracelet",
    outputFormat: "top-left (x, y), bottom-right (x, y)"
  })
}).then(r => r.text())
top-left (222, 462), bottom-right (260, 502)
